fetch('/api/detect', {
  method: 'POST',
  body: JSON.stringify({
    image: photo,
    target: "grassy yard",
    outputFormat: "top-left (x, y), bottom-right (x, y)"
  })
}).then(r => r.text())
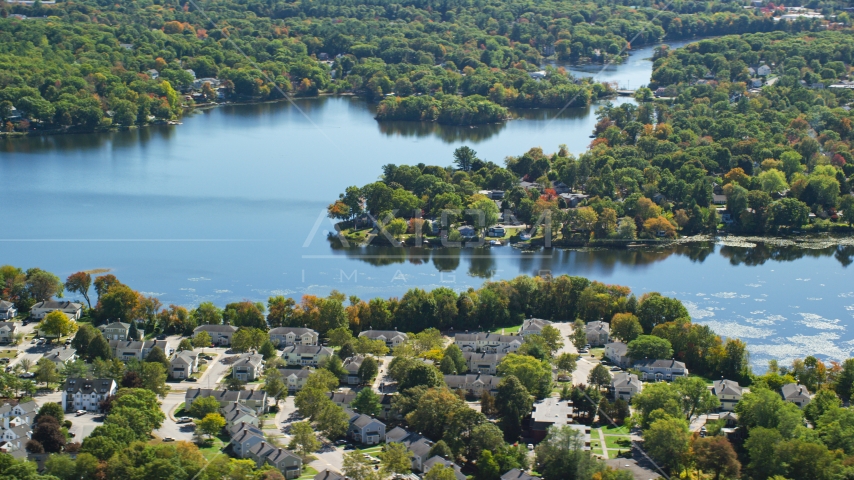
top-left (491, 324), bottom-right (522, 334)
top-left (296, 466), bottom-right (319, 480)
top-left (689, 373), bottom-right (716, 385)
top-left (358, 445), bottom-right (384, 456)
top-left (600, 425), bottom-right (630, 435)
top-left (587, 347), bottom-right (604, 360)
top-left (604, 436), bottom-right (632, 450)
top-left (0, 350), bottom-right (18, 358)
top-left (197, 435), bottom-right (229, 461)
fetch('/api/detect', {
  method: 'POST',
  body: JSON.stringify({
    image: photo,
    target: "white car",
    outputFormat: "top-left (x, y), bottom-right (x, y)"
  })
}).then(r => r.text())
top-left (75, 410), bottom-right (86, 416)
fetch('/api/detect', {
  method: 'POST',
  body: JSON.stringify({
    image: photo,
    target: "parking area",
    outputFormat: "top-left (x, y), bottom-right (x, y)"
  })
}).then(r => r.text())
top-left (67, 410), bottom-right (106, 441)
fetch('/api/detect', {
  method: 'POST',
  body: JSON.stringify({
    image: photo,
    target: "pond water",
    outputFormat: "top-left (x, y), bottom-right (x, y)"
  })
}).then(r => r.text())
top-left (1, 39), bottom-right (851, 368)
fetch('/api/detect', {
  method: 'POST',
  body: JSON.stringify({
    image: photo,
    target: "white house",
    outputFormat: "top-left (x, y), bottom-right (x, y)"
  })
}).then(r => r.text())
top-left (462, 351), bottom-right (507, 374)
top-left (633, 359), bottom-right (688, 381)
top-left (0, 322), bottom-right (17, 344)
top-left (193, 325), bottom-right (238, 346)
top-left (170, 350), bottom-right (200, 379)
top-left (278, 368), bottom-right (312, 392)
top-left (44, 347), bottom-right (77, 367)
top-left (519, 318), bottom-right (552, 336)
top-left (30, 301), bottom-right (83, 320)
top-left (61, 378), bottom-right (117, 412)
top-left (610, 372), bottom-right (642, 401)
top-left (443, 373), bottom-right (501, 397)
top-left (281, 345), bottom-right (334, 367)
top-left (269, 327), bottom-right (319, 347)
top-left (454, 332), bottom-right (522, 353)
top-left (585, 321), bottom-right (610, 347)
top-left (781, 383), bottom-right (812, 408)
top-left (0, 301), bottom-right (17, 320)
top-left (358, 329), bottom-right (408, 348)
top-left (712, 379), bottom-right (744, 411)
top-left (348, 414), bottom-right (386, 445)
top-left (604, 342), bottom-right (630, 368)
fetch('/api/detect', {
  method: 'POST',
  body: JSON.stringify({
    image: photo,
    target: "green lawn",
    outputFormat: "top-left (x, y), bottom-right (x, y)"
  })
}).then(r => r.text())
top-left (0, 350), bottom-right (18, 358)
top-left (297, 466), bottom-right (319, 480)
top-left (359, 445), bottom-right (384, 455)
top-left (197, 436), bottom-right (228, 461)
top-left (601, 425), bottom-right (630, 435)
top-left (689, 373), bottom-right (716, 385)
top-left (491, 324), bottom-right (522, 334)
top-left (604, 436), bottom-right (632, 450)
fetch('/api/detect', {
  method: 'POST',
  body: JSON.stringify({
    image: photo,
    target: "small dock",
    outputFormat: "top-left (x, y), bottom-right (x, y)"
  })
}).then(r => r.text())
top-left (616, 89), bottom-right (636, 96)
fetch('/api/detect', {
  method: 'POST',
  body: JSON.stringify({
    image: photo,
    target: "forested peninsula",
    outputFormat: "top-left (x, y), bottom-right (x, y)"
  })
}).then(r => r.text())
top-left (0, 0), bottom-right (825, 131)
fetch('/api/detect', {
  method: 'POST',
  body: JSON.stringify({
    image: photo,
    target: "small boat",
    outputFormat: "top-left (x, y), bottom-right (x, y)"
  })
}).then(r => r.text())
top-left (519, 233), bottom-right (532, 241)
top-left (490, 240), bottom-right (502, 246)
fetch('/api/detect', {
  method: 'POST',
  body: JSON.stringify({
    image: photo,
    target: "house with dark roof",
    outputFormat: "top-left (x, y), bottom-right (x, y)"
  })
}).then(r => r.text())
top-left (501, 469), bottom-right (541, 480)
top-left (403, 437), bottom-right (433, 472)
top-left (229, 421), bottom-right (263, 439)
top-left (0, 301), bottom-right (17, 321)
top-left (327, 391), bottom-right (357, 407)
top-left (282, 345), bottom-right (333, 367)
top-left (110, 339), bottom-right (171, 361)
top-left (61, 378), bottom-right (117, 412)
top-left (604, 342), bottom-right (630, 368)
top-left (278, 368), bottom-right (312, 392)
top-left (269, 327), bottom-right (319, 347)
top-left (423, 456), bottom-right (466, 480)
top-left (193, 324), bottom-right (238, 346)
top-left (712, 379), bottom-right (744, 411)
top-left (170, 350), bottom-right (199, 379)
top-left (342, 355), bottom-right (365, 384)
top-left (529, 397), bottom-right (590, 444)
top-left (184, 388), bottom-right (267, 414)
top-left (0, 322), bottom-right (18, 344)
top-left (314, 470), bottom-right (345, 480)
top-left (519, 318), bottom-right (552, 336)
top-left (585, 321), bottom-right (610, 347)
top-left (44, 346), bottom-right (77, 367)
top-left (224, 406), bottom-right (259, 429)
top-left (248, 441), bottom-right (302, 478)
top-left (233, 353), bottom-right (264, 381)
top-left (30, 300), bottom-right (83, 320)
top-left (348, 414), bottom-right (385, 445)
top-left (633, 359), bottom-right (688, 381)
top-left (781, 383), bottom-right (812, 408)
top-left (358, 329), bottom-right (408, 348)
top-left (100, 322), bottom-right (138, 341)
top-left (231, 427), bottom-right (265, 458)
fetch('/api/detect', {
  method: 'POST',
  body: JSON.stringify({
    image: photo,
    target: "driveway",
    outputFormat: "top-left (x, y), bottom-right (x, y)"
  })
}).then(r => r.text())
top-left (67, 411), bottom-right (106, 442)
top-left (371, 355), bottom-right (395, 394)
top-left (310, 444), bottom-right (346, 474)
top-left (154, 391), bottom-right (197, 442)
top-left (551, 322), bottom-right (597, 385)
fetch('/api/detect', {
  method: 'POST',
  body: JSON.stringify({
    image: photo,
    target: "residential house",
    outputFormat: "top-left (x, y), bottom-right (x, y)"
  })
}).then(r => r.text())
top-left (278, 368), bottom-right (312, 392)
top-left (454, 332), bottom-right (522, 354)
top-left (604, 342), bottom-right (630, 368)
top-left (0, 322), bottom-right (17, 343)
top-left (757, 65), bottom-right (771, 76)
top-left (248, 441), bottom-right (302, 479)
top-left (99, 322), bottom-right (138, 341)
top-left (233, 353), bottom-right (264, 381)
top-left (501, 469), bottom-right (542, 480)
top-left (0, 401), bottom-right (37, 430)
top-left (377, 394), bottom-right (398, 420)
top-left (559, 192), bottom-right (590, 208)
top-left (281, 345), bottom-right (334, 367)
top-left (61, 378), bottom-right (117, 412)
top-left (0, 400), bottom-right (37, 457)
top-left (222, 403), bottom-right (259, 429)
top-left (348, 414), bottom-right (386, 445)
top-left (314, 470), bottom-right (345, 480)
top-left (633, 359), bottom-right (688, 381)
top-left (342, 355), bottom-right (365, 384)
top-left (610, 372), bottom-right (643, 401)
top-left (386, 426), bottom-right (411, 443)
top-left (443, 374), bottom-right (501, 397)
top-left (423, 456), bottom-right (466, 480)
top-left (269, 327), bottom-right (319, 347)
top-left (0, 424), bottom-right (31, 458)
top-left (781, 383), bottom-right (812, 408)
top-left (194, 324), bottom-right (238, 346)
top-left (147, 69), bottom-right (159, 79)
top-left (44, 347), bottom-right (77, 368)
top-left (358, 329), bottom-right (408, 348)
top-left (30, 300), bottom-right (83, 320)
top-left (170, 350), bottom-right (199, 379)
top-left (327, 391), bottom-right (357, 407)
top-left (712, 379), bottom-right (744, 411)
top-left (184, 388), bottom-right (267, 414)
top-left (229, 421), bottom-right (264, 439)
top-left (110, 339), bottom-right (171, 361)
top-left (519, 318), bottom-right (552, 336)
top-left (0, 301), bottom-right (17, 320)
top-left (403, 437), bottom-right (434, 472)
top-left (528, 70), bottom-right (547, 80)
top-left (585, 321), bottom-right (610, 347)
top-left (530, 397), bottom-right (587, 443)
top-left (231, 427), bottom-right (265, 458)
top-left (462, 351), bottom-right (507, 374)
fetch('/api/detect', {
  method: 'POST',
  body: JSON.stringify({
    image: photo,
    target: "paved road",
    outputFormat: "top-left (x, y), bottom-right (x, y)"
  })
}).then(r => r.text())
top-left (371, 355), bottom-right (395, 394)
top-left (154, 391), bottom-right (197, 442)
top-left (67, 411), bottom-right (106, 442)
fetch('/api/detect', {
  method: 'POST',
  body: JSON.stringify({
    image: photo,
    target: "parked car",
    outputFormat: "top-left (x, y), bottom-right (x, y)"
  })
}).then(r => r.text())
top-left (163, 437), bottom-right (175, 442)
top-left (178, 417), bottom-right (192, 423)
top-left (157, 334), bottom-right (167, 340)
top-left (19, 372), bottom-right (34, 378)
top-left (610, 366), bottom-right (622, 372)
top-left (527, 444), bottom-right (534, 451)
top-left (0, 358), bottom-right (9, 364)
top-left (75, 410), bottom-right (86, 416)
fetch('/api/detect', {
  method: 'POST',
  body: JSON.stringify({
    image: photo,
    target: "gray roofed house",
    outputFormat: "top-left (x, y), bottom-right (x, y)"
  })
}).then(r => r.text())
top-left (314, 470), bottom-right (345, 480)
top-left (0, 322), bottom-right (18, 343)
top-left (712, 379), bottom-right (744, 411)
top-left (385, 426), bottom-right (411, 443)
top-left (633, 359), bottom-right (688, 381)
top-left (327, 391), bottom-right (357, 407)
top-left (402, 436), bottom-right (433, 472)
top-left (44, 347), bottom-right (77, 367)
top-left (100, 322), bottom-right (139, 341)
top-left (348, 414), bottom-right (385, 445)
top-left (342, 355), bottom-right (365, 384)
top-left (278, 368), bottom-right (313, 392)
top-left (444, 373), bottom-right (501, 397)
top-left (233, 353), bottom-right (264, 381)
top-left (229, 421), bottom-right (264, 438)
top-left (184, 388), bottom-right (267, 414)
top-left (519, 318), bottom-right (552, 336)
top-left (110, 339), bottom-right (172, 361)
top-left (530, 397), bottom-right (590, 445)
top-left (193, 324), bottom-right (238, 346)
top-left (61, 378), bottom-right (117, 412)
top-left (604, 342), bottom-right (630, 368)
top-left (501, 469), bottom-right (541, 480)
top-left (781, 383), bottom-right (812, 408)
top-left (454, 332), bottom-right (522, 354)
top-left (231, 427), bottom-right (265, 458)
top-left (358, 329), bottom-right (408, 348)
top-left (282, 345), bottom-right (334, 367)
top-left (30, 300), bottom-right (83, 320)
top-left (462, 351), bottom-right (507, 374)
top-left (0, 301), bottom-right (17, 320)
top-left (610, 372), bottom-right (642, 401)
top-left (585, 321), bottom-right (610, 347)
top-left (423, 456), bottom-right (466, 480)
top-left (248, 442), bottom-right (302, 478)
top-left (269, 327), bottom-right (319, 347)
top-left (170, 350), bottom-right (199, 379)
top-left (224, 406), bottom-right (259, 428)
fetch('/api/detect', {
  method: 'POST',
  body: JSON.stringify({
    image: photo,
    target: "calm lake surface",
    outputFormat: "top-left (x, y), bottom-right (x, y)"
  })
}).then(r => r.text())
top-left (1, 40), bottom-right (852, 368)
